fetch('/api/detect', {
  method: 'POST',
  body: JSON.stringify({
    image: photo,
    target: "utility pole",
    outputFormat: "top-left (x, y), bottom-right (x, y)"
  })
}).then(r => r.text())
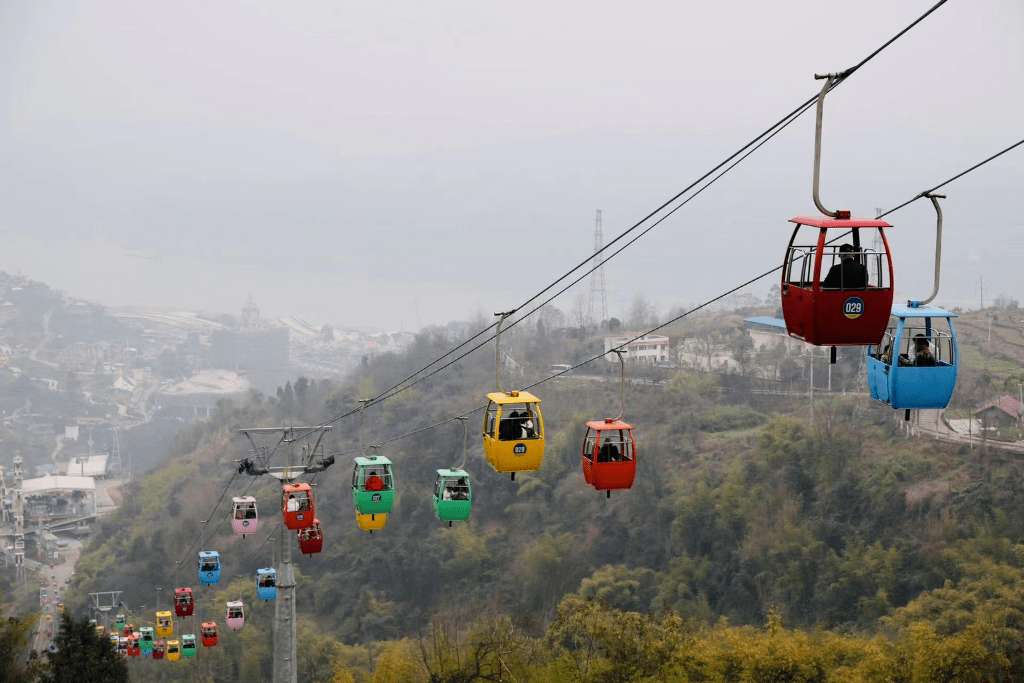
top-left (587, 210), bottom-right (609, 329)
top-left (237, 426), bottom-right (334, 683)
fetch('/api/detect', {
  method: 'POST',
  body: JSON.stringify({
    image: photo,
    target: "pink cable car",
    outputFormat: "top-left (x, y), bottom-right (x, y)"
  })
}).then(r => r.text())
top-left (231, 496), bottom-right (258, 536)
top-left (225, 601), bottom-right (245, 631)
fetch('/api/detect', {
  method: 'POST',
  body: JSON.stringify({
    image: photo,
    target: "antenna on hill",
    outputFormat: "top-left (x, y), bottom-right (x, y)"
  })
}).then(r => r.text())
top-left (587, 210), bottom-right (609, 329)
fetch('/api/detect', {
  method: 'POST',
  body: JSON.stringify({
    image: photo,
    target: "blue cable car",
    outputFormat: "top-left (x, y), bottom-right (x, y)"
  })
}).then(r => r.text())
top-left (198, 551), bottom-right (221, 585)
top-left (867, 303), bottom-right (957, 417)
top-left (256, 568), bottom-right (277, 601)
top-left (866, 193), bottom-right (957, 419)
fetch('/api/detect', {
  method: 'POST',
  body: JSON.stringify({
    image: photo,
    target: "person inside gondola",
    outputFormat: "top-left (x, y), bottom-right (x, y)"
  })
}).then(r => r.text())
top-left (598, 437), bottom-right (619, 463)
top-left (259, 574), bottom-right (275, 588)
top-left (364, 470), bottom-right (385, 491)
top-left (519, 411), bottom-right (535, 439)
top-left (500, 411), bottom-right (520, 440)
top-left (822, 243), bottom-right (868, 290)
top-left (286, 494), bottom-right (299, 512)
top-left (913, 335), bottom-right (937, 366)
top-left (453, 477), bottom-right (469, 500)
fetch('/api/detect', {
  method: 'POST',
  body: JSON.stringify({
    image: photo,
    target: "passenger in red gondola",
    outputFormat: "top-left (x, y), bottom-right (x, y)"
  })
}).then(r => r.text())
top-left (598, 437), bottom-right (620, 463)
top-left (822, 244), bottom-right (868, 290)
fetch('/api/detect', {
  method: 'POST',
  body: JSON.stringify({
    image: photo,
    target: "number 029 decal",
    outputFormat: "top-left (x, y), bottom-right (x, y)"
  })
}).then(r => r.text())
top-left (843, 296), bottom-right (865, 319)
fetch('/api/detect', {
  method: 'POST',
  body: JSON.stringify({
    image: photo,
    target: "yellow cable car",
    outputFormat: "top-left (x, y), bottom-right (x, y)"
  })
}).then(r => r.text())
top-left (166, 639), bottom-right (181, 662)
top-left (356, 511), bottom-right (387, 532)
top-left (155, 611), bottom-right (174, 639)
top-left (483, 390), bottom-right (544, 479)
top-left (482, 312), bottom-right (545, 480)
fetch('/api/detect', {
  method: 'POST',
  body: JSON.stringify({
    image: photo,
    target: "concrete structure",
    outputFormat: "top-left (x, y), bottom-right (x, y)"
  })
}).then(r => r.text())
top-left (210, 327), bottom-right (289, 370)
top-left (65, 455), bottom-right (108, 478)
top-left (21, 475), bottom-right (97, 522)
top-left (157, 369), bottom-right (253, 419)
top-left (604, 333), bottom-right (671, 364)
top-left (745, 323), bottom-right (804, 353)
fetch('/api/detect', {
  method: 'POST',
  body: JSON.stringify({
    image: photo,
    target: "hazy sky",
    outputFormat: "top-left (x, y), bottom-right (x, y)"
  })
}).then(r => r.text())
top-left (1, 0), bottom-right (1021, 330)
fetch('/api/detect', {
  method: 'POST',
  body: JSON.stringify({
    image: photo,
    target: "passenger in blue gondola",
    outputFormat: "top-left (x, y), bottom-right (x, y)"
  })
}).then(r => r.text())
top-left (822, 244), bottom-right (868, 290)
top-left (259, 574), bottom-right (275, 588)
top-left (913, 335), bottom-right (937, 367)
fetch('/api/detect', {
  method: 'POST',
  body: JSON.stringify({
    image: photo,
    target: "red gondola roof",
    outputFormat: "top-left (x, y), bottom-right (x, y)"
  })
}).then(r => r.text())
top-left (789, 215), bottom-right (892, 228)
top-left (585, 419), bottom-right (633, 431)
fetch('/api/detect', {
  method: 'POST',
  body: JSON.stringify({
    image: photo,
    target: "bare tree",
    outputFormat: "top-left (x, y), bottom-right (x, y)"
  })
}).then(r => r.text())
top-left (627, 293), bottom-right (658, 329)
top-left (570, 291), bottom-right (591, 331)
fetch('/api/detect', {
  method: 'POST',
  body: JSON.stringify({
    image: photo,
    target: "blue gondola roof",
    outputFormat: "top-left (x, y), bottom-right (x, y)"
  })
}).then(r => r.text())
top-left (891, 304), bottom-right (957, 319)
top-left (744, 316), bottom-right (788, 329)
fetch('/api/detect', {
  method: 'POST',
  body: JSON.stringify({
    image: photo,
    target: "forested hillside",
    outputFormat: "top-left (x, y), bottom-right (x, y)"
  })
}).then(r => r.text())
top-left (64, 316), bottom-right (1024, 682)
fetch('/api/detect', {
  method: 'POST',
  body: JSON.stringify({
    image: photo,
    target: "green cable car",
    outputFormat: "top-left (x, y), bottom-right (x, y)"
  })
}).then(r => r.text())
top-left (434, 417), bottom-right (473, 526)
top-left (433, 468), bottom-right (472, 525)
top-left (351, 455), bottom-right (394, 518)
top-left (181, 634), bottom-right (196, 658)
top-left (115, 614), bottom-right (126, 631)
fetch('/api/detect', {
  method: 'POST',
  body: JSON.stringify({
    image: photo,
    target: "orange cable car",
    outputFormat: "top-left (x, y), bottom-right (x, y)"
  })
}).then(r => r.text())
top-left (581, 350), bottom-right (637, 496)
top-left (201, 622), bottom-right (218, 647)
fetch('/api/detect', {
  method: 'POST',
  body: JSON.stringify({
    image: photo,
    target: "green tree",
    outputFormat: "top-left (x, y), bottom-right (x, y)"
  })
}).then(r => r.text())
top-left (43, 612), bottom-right (128, 683)
top-left (546, 594), bottom-right (685, 683)
top-left (577, 564), bottom-right (656, 614)
top-left (1, 600), bottom-right (44, 683)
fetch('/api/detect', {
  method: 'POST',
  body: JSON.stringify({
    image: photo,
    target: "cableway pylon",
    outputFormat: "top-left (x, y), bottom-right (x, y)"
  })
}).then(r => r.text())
top-left (235, 425), bottom-right (334, 683)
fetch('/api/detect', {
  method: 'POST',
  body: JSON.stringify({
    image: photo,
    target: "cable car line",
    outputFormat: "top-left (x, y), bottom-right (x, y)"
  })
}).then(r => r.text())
top-left (243, 523), bottom-right (282, 567)
top-left (305, 136), bottom-right (1024, 461)
top-left (159, 124), bottom-right (1019, 603)
top-left (274, 0), bottom-right (952, 450)
top-left (878, 138), bottom-right (1024, 219)
top-left (146, 0), bottom-right (959, 600)
top-left (169, 471), bottom-right (238, 580)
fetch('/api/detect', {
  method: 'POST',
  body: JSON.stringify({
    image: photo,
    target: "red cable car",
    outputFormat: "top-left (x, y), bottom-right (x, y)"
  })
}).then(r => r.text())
top-left (297, 519), bottom-right (323, 555)
top-left (173, 587), bottom-right (194, 617)
top-left (281, 483), bottom-right (315, 531)
top-left (581, 351), bottom-right (637, 497)
top-left (781, 214), bottom-right (893, 347)
top-left (127, 635), bottom-right (140, 657)
top-left (201, 622), bottom-right (218, 647)
top-left (152, 640), bottom-right (166, 660)
top-left (779, 72), bottom-right (894, 351)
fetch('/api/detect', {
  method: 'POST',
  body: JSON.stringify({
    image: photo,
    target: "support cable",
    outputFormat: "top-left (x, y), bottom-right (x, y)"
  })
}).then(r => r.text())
top-left (316, 134), bottom-right (1024, 456)
top-left (288, 0), bottom-right (952, 439)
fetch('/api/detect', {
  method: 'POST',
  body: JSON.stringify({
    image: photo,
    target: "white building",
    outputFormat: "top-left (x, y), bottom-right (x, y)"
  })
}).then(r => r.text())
top-left (604, 333), bottom-right (671, 364)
